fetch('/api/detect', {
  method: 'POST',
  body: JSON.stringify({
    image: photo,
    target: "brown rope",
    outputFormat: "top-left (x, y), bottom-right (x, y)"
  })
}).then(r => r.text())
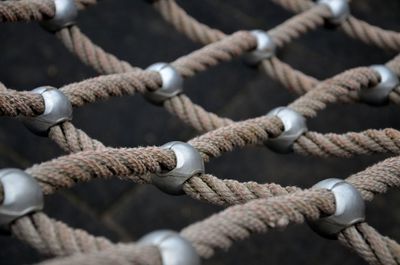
top-left (0, 90), bottom-right (44, 117)
top-left (12, 212), bottom-right (114, 256)
top-left (0, 0), bottom-right (55, 23)
top-left (181, 188), bottom-right (335, 258)
top-left (0, 65), bottom-right (384, 197)
top-left (288, 67), bottom-right (380, 118)
top-left (153, 0), bottom-right (225, 45)
top-left (0, 0), bottom-right (96, 23)
top-left (153, 0), bottom-right (323, 93)
top-left (294, 129), bottom-right (400, 158)
top-left (1, 146), bottom-right (399, 264)
top-left (273, 0), bottom-right (400, 51)
top-left (266, 4), bottom-right (331, 48)
top-left (25, 151), bottom-right (400, 264)
top-left (259, 57), bottom-right (320, 94)
top-left (339, 223), bottom-right (400, 265)
top-left (37, 244), bottom-right (162, 265)
top-left (1, 0), bottom-right (400, 264)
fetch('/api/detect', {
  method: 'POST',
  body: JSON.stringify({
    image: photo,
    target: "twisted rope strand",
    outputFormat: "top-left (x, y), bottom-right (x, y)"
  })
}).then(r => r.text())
top-left (294, 129), bottom-right (400, 158)
top-left (1, 65), bottom-right (384, 196)
top-left (12, 212), bottom-right (114, 256)
top-left (339, 223), bottom-right (400, 265)
top-left (0, 0), bottom-right (55, 23)
top-left (37, 244), bottom-right (162, 265)
top-left (180, 189), bottom-right (335, 258)
top-left (24, 151), bottom-right (400, 264)
top-left (4, 147), bottom-right (400, 264)
top-left (0, 0), bottom-right (96, 22)
top-left (273, 0), bottom-right (400, 51)
top-left (152, 0), bottom-right (323, 93)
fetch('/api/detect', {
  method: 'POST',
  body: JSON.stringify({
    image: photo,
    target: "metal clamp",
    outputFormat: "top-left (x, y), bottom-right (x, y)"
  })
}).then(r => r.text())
top-left (145, 63), bottom-right (183, 105)
top-left (317, 0), bottom-right (350, 25)
top-left (139, 230), bottom-right (200, 265)
top-left (359, 65), bottom-right (399, 106)
top-left (0, 169), bottom-right (44, 228)
top-left (308, 178), bottom-right (365, 238)
top-left (21, 86), bottom-right (73, 136)
top-left (244, 30), bottom-right (276, 65)
top-left (152, 141), bottom-right (204, 195)
top-left (265, 107), bottom-right (308, 153)
top-left (40, 0), bottom-right (78, 32)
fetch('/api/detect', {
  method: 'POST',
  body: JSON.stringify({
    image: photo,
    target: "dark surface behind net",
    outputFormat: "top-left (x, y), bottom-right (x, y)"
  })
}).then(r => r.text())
top-left (0, 0), bottom-right (400, 264)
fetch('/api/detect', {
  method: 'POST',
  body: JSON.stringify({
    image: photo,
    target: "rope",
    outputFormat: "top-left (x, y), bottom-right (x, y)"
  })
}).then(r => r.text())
top-left (273, 0), bottom-right (400, 51)
top-left (37, 244), bottom-right (162, 265)
top-left (0, 0), bottom-right (55, 22)
top-left (23, 151), bottom-right (400, 264)
top-left (0, 0), bottom-right (96, 22)
top-left (294, 129), bottom-right (400, 158)
top-left (0, 0), bottom-right (399, 264)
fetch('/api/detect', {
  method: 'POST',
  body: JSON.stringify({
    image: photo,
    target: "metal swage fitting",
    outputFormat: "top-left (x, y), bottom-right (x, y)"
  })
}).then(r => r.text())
top-left (308, 178), bottom-right (365, 238)
top-left (0, 169), bottom-right (44, 228)
top-left (359, 65), bottom-right (400, 105)
top-left (317, 0), bottom-right (350, 25)
top-left (244, 30), bottom-right (276, 65)
top-left (21, 86), bottom-right (73, 136)
top-left (139, 230), bottom-right (201, 265)
top-left (152, 141), bottom-right (204, 195)
top-left (40, 0), bottom-right (78, 32)
top-left (265, 107), bottom-right (308, 153)
top-left (145, 63), bottom-right (184, 104)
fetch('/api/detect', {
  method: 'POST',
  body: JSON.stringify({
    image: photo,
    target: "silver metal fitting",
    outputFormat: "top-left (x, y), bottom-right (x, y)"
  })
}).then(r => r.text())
top-left (265, 107), bottom-right (308, 153)
top-left (0, 169), bottom-right (44, 227)
top-left (21, 86), bottom-right (73, 136)
top-left (308, 178), bottom-right (365, 238)
top-left (359, 65), bottom-right (399, 106)
top-left (152, 141), bottom-right (204, 195)
top-left (40, 0), bottom-right (78, 32)
top-left (244, 30), bottom-right (276, 65)
top-left (318, 0), bottom-right (350, 25)
top-left (145, 63), bottom-right (183, 105)
top-left (139, 230), bottom-right (200, 265)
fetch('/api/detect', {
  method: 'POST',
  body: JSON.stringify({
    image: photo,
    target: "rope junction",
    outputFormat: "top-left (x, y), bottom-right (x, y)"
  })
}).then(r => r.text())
top-left (0, 0), bottom-right (399, 264)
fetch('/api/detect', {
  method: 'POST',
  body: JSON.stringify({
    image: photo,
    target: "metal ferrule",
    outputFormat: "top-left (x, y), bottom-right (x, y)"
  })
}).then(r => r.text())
top-left (21, 86), bottom-right (73, 136)
top-left (145, 63), bottom-right (184, 105)
top-left (152, 141), bottom-right (204, 195)
top-left (308, 178), bottom-right (365, 239)
top-left (317, 0), bottom-right (350, 25)
top-left (360, 65), bottom-right (399, 105)
top-left (244, 30), bottom-right (276, 65)
top-left (0, 169), bottom-right (44, 229)
top-left (139, 230), bottom-right (200, 265)
top-left (40, 0), bottom-right (78, 32)
top-left (265, 107), bottom-right (308, 153)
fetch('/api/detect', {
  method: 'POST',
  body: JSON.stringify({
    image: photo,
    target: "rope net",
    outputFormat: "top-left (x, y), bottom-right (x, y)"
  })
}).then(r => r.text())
top-left (0, 0), bottom-right (400, 264)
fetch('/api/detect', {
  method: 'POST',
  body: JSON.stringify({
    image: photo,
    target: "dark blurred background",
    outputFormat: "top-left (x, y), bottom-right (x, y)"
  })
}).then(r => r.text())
top-left (0, 0), bottom-right (400, 264)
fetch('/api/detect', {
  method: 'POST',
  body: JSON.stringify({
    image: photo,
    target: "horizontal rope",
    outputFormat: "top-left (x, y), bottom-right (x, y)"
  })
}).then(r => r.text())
top-left (25, 151), bottom-right (400, 264)
top-left (37, 244), bottom-right (162, 265)
top-left (0, 0), bottom-right (96, 22)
